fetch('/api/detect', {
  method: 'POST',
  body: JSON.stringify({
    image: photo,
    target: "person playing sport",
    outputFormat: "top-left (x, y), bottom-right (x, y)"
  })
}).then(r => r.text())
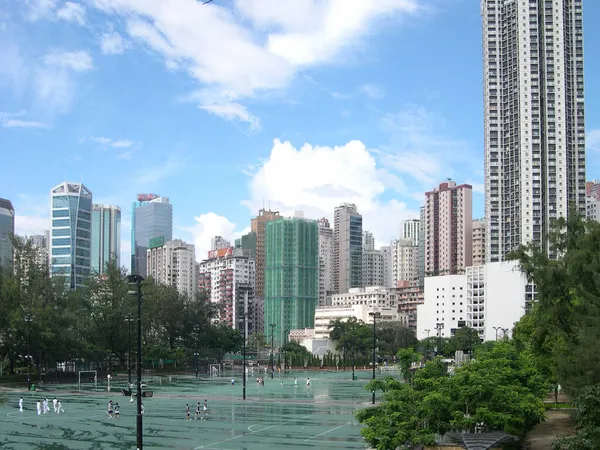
top-left (18, 397), bottom-right (23, 413)
top-left (53, 397), bottom-right (58, 413)
top-left (195, 402), bottom-right (200, 420)
top-left (231, 378), bottom-right (235, 386)
top-left (107, 400), bottom-right (114, 418)
top-left (56, 400), bottom-right (64, 414)
top-left (306, 377), bottom-right (311, 387)
top-left (36, 400), bottom-right (41, 416)
top-left (141, 402), bottom-right (144, 415)
top-left (186, 404), bottom-right (191, 421)
top-left (114, 403), bottom-right (120, 419)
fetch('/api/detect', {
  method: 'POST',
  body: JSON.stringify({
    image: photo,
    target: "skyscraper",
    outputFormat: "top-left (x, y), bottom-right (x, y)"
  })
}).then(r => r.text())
top-left (482, 0), bottom-right (586, 261)
top-left (147, 239), bottom-right (197, 298)
top-left (264, 217), bottom-right (318, 347)
top-left (0, 198), bottom-right (15, 271)
top-left (334, 203), bottom-right (363, 294)
top-left (131, 194), bottom-right (172, 276)
top-left (424, 180), bottom-right (473, 275)
top-left (317, 218), bottom-right (334, 307)
top-left (400, 219), bottom-right (420, 246)
top-left (50, 182), bottom-right (92, 289)
top-left (91, 204), bottom-right (121, 274)
top-left (250, 209), bottom-right (281, 303)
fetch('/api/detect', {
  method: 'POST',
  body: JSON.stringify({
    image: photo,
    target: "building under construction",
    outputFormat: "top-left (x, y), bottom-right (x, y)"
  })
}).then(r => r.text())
top-left (264, 216), bottom-right (318, 347)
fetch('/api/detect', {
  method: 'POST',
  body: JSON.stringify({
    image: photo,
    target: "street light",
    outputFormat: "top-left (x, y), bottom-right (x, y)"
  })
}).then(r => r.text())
top-left (25, 314), bottom-right (32, 391)
top-left (435, 323), bottom-right (443, 356)
top-left (125, 314), bottom-right (134, 387)
top-left (342, 323), bottom-right (346, 371)
top-left (369, 312), bottom-right (381, 404)
top-left (127, 274), bottom-right (144, 450)
top-left (351, 321), bottom-right (356, 381)
top-left (242, 312), bottom-right (247, 400)
top-left (492, 326), bottom-right (501, 341)
top-left (283, 329), bottom-right (289, 373)
top-left (269, 324), bottom-right (276, 379)
top-left (424, 329), bottom-right (431, 360)
top-left (193, 325), bottom-right (200, 378)
top-left (502, 328), bottom-right (509, 339)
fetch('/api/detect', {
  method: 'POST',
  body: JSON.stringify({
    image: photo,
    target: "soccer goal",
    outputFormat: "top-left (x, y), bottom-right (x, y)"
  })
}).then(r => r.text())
top-left (209, 364), bottom-right (221, 378)
top-left (78, 370), bottom-right (98, 391)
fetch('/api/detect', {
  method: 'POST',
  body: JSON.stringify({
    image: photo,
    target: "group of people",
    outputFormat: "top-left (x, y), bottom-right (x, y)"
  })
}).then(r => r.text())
top-left (185, 399), bottom-right (208, 421)
top-left (107, 399), bottom-right (143, 418)
top-left (18, 397), bottom-right (65, 415)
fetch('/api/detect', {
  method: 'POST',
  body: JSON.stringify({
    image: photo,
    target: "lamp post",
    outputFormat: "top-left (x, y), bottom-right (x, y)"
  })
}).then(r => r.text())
top-left (435, 323), bottom-right (443, 356)
top-left (242, 313), bottom-right (247, 400)
top-left (25, 314), bottom-right (32, 391)
top-left (193, 325), bottom-right (200, 378)
top-left (493, 326), bottom-right (501, 341)
top-left (269, 324), bottom-right (276, 379)
top-left (342, 323), bottom-right (346, 371)
top-left (127, 275), bottom-right (144, 450)
top-left (351, 321), bottom-right (356, 381)
top-left (125, 315), bottom-right (134, 387)
top-left (424, 329), bottom-right (431, 360)
top-left (369, 312), bottom-right (381, 404)
top-left (502, 328), bottom-right (509, 340)
top-left (283, 329), bottom-right (289, 372)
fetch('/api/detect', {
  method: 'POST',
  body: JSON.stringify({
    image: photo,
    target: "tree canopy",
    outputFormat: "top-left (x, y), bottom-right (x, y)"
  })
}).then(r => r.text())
top-left (356, 342), bottom-right (547, 449)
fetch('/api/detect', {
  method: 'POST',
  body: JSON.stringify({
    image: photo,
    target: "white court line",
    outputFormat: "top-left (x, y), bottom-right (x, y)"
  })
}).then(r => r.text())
top-left (196, 414), bottom-right (314, 449)
top-left (304, 421), bottom-right (352, 441)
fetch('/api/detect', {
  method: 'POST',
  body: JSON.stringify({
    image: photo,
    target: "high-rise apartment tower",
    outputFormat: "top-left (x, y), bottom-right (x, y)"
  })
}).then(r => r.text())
top-left (334, 203), bottom-right (363, 294)
top-left (91, 204), bottom-right (121, 274)
top-left (0, 198), bottom-right (15, 270)
top-left (482, 0), bottom-right (586, 261)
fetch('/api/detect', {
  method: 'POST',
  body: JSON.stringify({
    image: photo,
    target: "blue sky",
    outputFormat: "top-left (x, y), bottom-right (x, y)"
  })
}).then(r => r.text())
top-left (1, 0), bottom-right (599, 268)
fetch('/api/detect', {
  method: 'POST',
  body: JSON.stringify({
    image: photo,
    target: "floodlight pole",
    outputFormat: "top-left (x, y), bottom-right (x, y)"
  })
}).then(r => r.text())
top-left (369, 312), bottom-right (381, 404)
top-left (128, 275), bottom-right (144, 450)
top-left (125, 315), bottom-right (134, 386)
top-left (25, 315), bottom-right (32, 391)
top-left (193, 325), bottom-right (200, 378)
top-left (269, 323), bottom-right (276, 379)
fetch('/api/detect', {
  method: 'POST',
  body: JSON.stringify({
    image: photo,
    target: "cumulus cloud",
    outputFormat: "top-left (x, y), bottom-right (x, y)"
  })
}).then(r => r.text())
top-left (242, 138), bottom-right (417, 246)
top-left (89, 0), bottom-right (423, 127)
top-left (43, 50), bottom-right (93, 71)
top-left (56, 1), bottom-right (86, 25)
top-left (100, 31), bottom-right (128, 55)
top-left (180, 213), bottom-right (249, 262)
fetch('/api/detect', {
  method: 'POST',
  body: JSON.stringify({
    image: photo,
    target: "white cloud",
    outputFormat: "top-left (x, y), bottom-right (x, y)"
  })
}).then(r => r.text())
top-left (89, 136), bottom-right (136, 148)
top-left (90, 0), bottom-right (423, 126)
top-left (588, 129), bottom-right (600, 152)
top-left (24, 0), bottom-right (57, 21)
top-left (359, 83), bottom-right (384, 99)
top-left (43, 50), bottom-right (93, 71)
top-left (2, 119), bottom-right (50, 129)
top-left (180, 213), bottom-right (241, 262)
top-left (134, 157), bottom-right (183, 186)
top-left (117, 150), bottom-right (133, 160)
top-left (15, 214), bottom-right (49, 237)
top-left (100, 30), bottom-right (127, 55)
top-left (242, 138), bottom-right (417, 245)
top-left (56, 1), bottom-right (86, 25)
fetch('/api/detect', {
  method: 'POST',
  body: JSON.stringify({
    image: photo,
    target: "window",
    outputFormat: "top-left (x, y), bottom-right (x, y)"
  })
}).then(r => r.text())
top-left (52, 219), bottom-right (70, 227)
top-left (52, 238), bottom-right (71, 246)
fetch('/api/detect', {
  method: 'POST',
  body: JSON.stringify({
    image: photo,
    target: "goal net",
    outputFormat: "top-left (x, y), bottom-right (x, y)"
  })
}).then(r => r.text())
top-left (209, 364), bottom-right (221, 378)
top-left (78, 370), bottom-right (98, 391)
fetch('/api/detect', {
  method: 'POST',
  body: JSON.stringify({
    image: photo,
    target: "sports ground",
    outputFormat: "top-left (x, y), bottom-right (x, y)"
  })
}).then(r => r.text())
top-left (0, 368), bottom-right (390, 449)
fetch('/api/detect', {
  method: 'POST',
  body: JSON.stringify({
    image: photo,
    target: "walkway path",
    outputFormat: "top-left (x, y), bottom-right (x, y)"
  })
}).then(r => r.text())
top-left (526, 410), bottom-right (574, 450)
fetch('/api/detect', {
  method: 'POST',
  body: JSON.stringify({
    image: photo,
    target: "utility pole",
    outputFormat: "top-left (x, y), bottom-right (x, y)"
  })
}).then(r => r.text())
top-left (351, 321), bottom-right (356, 381)
top-left (193, 325), bottom-right (200, 378)
top-left (25, 314), bottom-right (32, 391)
top-left (369, 312), bottom-right (381, 404)
top-left (242, 291), bottom-right (248, 400)
top-left (125, 315), bottom-right (134, 387)
top-left (435, 323), bottom-right (443, 357)
top-left (127, 275), bottom-right (144, 450)
top-left (269, 323), bottom-right (276, 379)
top-left (424, 329), bottom-right (431, 360)
top-left (342, 323), bottom-right (346, 371)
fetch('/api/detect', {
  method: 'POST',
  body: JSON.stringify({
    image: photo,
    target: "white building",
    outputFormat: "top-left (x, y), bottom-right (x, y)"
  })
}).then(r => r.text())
top-left (211, 236), bottom-right (231, 251)
top-left (318, 218), bottom-right (334, 307)
top-left (417, 261), bottom-right (531, 342)
top-left (380, 245), bottom-right (393, 288)
top-left (30, 231), bottom-right (50, 267)
top-left (332, 286), bottom-right (397, 308)
top-left (197, 247), bottom-right (256, 333)
top-left (482, 0), bottom-right (586, 262)
top-left (362, 249), bottom-right (384, 288)
top-left (401, 219), bottom-right (420, 247)
top-left (391, 239), bottom-right (419, 287)
top-left (363, 230), bottom-right (375, 251)
top-left (147, 239), bottom-right (197, 299)
top-left (586, 198), bottom-right (600, 222)
top-left (314, 304), bottom-right (407, 339)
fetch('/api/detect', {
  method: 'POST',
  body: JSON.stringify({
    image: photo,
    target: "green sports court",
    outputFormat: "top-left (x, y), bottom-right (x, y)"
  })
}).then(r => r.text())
top-left (0, 368), bottom-right (394, 449)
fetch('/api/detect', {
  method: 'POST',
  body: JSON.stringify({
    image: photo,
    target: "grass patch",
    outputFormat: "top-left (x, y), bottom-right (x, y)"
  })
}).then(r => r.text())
top-left (545, 402), bottom-right (575, 410)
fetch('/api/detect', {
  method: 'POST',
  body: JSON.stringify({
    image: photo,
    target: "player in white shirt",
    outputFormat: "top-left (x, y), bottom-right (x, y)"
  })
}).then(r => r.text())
top-left (53, 398), bottom-right (58, 413)
top-left (43, 398), bottom-right (49, 414)
top-left (18, 397), bottom-right (23, 412)
top-left (107, 400), bottom-right (114, 418)
top-left (56, 400), bottom-right (64, 414)
top-left (306, 378), bottom-right (310, 387)
top-left (114, 403), bottom-right (120, 419)
top-left (36, 400), bottom-right (41, 416)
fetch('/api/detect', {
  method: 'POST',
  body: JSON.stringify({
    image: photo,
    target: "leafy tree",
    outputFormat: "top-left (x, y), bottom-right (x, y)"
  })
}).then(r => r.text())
top-left (553, 385), bottom-right (600, 450)
top-left (450, 326), bottom-right (481, 354)
top-left (204, 325), bottom-right (243, 363)
top-left (357, 341), bottom-right (547, 449)
top-left (396, 348), bottom-right (420, 384)
top-left (247, 331), bottom-right (267, 353)
top-left (376, 321), bottom-right (417, 357)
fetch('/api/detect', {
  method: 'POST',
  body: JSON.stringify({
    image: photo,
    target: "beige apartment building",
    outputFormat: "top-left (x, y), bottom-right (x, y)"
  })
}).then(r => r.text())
top-left (472, 219), bottom-right (485, 266)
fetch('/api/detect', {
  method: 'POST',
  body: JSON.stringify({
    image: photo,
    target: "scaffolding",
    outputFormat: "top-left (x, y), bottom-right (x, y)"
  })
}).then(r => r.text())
top-left (264, 218), bottom-right (319, 347)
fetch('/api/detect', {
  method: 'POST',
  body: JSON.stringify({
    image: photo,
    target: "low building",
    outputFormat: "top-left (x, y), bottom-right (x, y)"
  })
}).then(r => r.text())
top-left (416, 261), bottom-right (532, 342)
top-left (332, 286), bottom-right (397, 308)
top-left (314, 305), bottom-right (407, 339)
top-left (393, 281), bottom-right (424, 330)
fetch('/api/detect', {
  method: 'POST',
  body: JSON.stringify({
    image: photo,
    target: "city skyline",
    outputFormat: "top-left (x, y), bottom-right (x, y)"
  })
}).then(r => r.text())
top-left (2, 1), bottom-right (600, 271)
